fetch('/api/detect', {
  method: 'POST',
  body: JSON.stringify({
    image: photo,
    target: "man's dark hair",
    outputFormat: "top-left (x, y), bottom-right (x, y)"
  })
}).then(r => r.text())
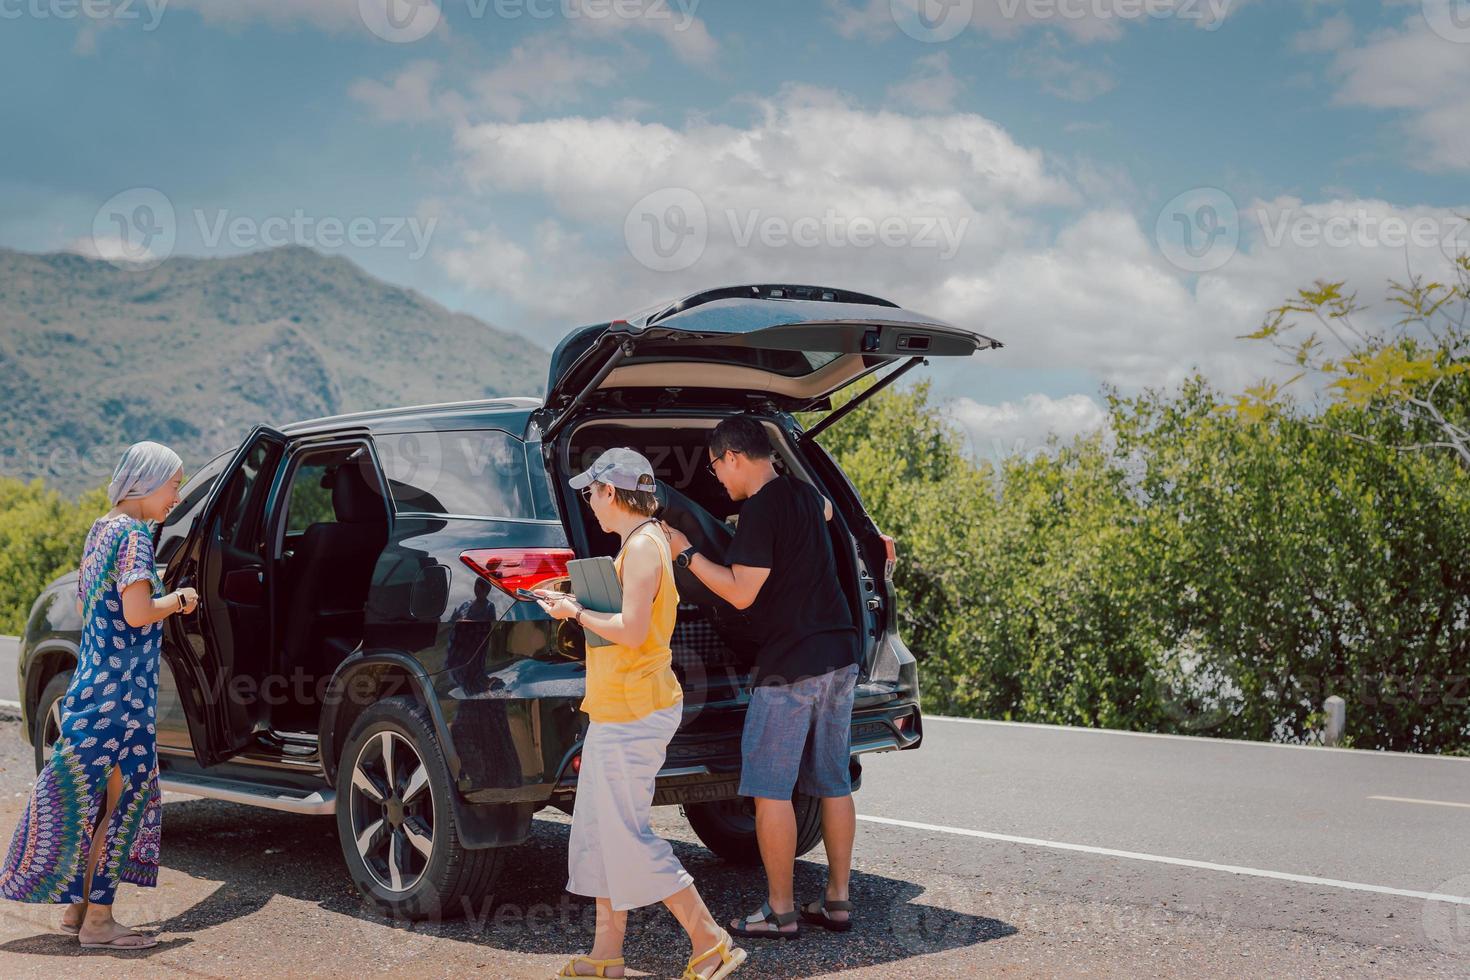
top-left (709, 415), bottom-right (773, 461)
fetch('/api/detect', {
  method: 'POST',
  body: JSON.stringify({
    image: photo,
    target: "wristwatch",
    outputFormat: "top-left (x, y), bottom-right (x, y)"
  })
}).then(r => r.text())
top-left (676, 546), bottom-right (697, 568)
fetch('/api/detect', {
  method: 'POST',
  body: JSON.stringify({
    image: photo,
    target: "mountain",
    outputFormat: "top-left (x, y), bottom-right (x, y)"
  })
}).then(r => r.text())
top-left (0, 246), bottom-right (550, 494)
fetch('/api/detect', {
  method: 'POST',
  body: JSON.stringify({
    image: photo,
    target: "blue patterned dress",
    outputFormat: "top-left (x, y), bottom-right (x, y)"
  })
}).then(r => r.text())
top-left (0, 514), bottom-right (164, 905)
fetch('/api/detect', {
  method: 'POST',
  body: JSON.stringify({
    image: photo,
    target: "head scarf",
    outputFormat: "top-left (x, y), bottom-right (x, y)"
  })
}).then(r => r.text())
top-left (107, 441), bottom-right (183, 507)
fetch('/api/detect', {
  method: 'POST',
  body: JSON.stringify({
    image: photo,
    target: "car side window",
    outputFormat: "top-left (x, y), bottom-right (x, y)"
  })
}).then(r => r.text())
top-left (154, 451), bottom-right (230, 565)
top-left (283, 461), bottom-right (336, 534)
top-left (216, 438), bottom-right (281, 551)
top-left (374, 429), bottom-right (537, 520)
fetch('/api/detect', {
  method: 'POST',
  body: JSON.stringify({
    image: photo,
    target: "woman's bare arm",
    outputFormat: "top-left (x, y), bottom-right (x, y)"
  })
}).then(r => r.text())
top-left (121, 580), bottom-right (196, 628)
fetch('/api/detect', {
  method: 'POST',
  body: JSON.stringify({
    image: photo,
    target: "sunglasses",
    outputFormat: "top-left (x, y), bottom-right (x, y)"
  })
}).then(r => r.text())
top-left (706, 450), bottom-right (741, 477)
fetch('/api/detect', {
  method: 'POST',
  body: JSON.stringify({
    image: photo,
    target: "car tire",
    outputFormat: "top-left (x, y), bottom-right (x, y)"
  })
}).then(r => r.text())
top-left (335, 696), bottom-right (506, 921)
top-left (683, 792), bottom-right (824, 866)
top-left (33, 672), bottom-right (72, 775)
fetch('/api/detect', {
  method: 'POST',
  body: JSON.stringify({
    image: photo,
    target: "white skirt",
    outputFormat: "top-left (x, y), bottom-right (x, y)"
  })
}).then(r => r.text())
top-left (566, 703), bottom-right (694, 911)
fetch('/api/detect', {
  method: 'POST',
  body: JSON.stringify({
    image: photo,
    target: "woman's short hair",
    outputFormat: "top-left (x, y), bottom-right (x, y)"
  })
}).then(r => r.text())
top-left (605, 484), bottom-right (660, 517)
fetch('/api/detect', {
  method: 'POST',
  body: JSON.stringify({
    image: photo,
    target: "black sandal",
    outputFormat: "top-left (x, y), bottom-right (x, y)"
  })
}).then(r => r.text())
top-left (729, 901), bottom-right (801, 941)
top-left (801, 896), bottom-right (854, 933)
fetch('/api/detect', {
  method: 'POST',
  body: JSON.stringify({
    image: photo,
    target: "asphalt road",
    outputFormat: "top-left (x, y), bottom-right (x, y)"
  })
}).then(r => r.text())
top-left (0, 636), bottom-right (1465, 977)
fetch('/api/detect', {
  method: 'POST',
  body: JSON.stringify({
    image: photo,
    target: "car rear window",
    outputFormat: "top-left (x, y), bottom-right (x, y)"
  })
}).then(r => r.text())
top-left (373, 429), bottom-right (538, 520)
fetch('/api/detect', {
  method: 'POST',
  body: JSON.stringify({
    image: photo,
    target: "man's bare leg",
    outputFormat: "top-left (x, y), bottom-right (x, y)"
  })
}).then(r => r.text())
top-left (730, 797), bottom-right (799, 935)
top-left (816, 794), bottom-right (855, 922)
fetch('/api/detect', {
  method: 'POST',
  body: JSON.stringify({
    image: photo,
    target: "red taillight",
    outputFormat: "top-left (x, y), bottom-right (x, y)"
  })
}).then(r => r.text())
top-left (895, 713), bottom-right (910, 732)
top-left (880, 534), bottom-right (897, 580)
top-left (571, 754), bottom-right (582, 774)
top-left (460, 548), bottom-right (575, 598)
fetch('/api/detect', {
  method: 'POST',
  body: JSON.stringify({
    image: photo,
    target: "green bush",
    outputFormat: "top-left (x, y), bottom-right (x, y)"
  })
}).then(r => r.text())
top-left (0, 478), bottom-right (106, 635)
top-left (812, 371), bottom-right (1469, 754)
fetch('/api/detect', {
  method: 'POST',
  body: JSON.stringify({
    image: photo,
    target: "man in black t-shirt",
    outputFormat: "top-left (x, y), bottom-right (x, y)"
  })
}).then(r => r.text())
top-left (663, 415), bottom-right (860, 940)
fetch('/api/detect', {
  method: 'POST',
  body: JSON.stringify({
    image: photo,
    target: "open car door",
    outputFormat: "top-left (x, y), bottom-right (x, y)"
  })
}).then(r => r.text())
top-left (538, 284), bottom-right (1002, 441)
top-left (162, 425), bottom-right (287, 766)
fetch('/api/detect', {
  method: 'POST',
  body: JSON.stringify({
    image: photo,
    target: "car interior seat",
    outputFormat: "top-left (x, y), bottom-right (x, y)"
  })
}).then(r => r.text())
top-left (275, 455), bottom-right (389, 730)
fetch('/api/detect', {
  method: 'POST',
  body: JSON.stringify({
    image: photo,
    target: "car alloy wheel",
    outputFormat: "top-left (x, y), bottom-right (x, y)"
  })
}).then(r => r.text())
top-left (349, 730), bottom-right (435, 893)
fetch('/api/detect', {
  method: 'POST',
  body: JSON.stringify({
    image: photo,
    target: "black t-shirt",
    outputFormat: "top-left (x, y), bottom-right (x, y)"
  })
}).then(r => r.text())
top-left (724, 475), bottom-right (859, 687)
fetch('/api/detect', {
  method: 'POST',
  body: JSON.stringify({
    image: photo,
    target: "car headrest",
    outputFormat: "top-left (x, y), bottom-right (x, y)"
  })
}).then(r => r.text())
top-left (331, 460), bottom-right (384, 523)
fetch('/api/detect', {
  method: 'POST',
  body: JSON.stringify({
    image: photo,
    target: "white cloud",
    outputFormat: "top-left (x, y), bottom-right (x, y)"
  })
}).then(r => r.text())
top-left (931, 196), bottom-right (1470, 395)
top-left (1292, 12), bottom-right (1353, 53)
top-left (951, 392), bottom-right (1109, 461)
top-left (424, 87), bottom-right (1469, 438)
top-left (158, 0), bottom-right (716, 66)
top-left (439, 87), bottom-right (1077, 323)
top-left (469, 37), bottom-right (620, 120)
top-left (887, 52), bottom-right (963, 112)
top-left (828, 0), bottom-right (1251, 44)
top-left (1320, 11), bottom-right (1470, 172)
top-left (453, 86), bottom-right (1075, 215)
top-left (349, 61), bottom-right (463, 123)
top-left (351, 38), bottom-right (622, 123)
top-left (1011, 34), bottom-right (1117, 102)
top-left (561, 0), bottom-right (717, 66)
top-left (168, 0), bottom-right (366, 33)
top-left (64, 233), bottom-right (160, 264)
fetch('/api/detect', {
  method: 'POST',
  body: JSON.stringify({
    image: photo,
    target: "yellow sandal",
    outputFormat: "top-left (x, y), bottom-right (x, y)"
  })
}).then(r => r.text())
top-left (682, 929), bottom-right (748, 980)
top-left (556, 954), bottom-right (624, 978)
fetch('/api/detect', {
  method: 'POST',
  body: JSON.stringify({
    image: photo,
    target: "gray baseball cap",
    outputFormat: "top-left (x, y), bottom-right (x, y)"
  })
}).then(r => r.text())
top-left (568, 447), bottom-right (658, 493)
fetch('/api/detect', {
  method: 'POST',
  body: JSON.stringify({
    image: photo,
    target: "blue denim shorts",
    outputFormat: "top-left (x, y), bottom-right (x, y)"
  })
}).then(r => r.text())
top-left (738, 663), bottom-right (858, 800)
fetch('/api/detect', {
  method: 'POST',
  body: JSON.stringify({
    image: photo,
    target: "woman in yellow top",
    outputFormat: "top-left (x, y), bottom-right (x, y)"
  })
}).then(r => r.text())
top-left (538, 448), bottom-right (745, 980)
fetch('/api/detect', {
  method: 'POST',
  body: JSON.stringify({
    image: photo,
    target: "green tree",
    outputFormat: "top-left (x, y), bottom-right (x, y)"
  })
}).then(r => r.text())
top-left (0, 478), bottom-right (106, 635)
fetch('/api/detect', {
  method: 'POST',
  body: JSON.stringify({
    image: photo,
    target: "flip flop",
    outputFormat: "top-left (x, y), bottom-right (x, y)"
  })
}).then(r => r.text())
top-left (79, 930), bottom-right (159, 950)
top-left (728, 901), bottom-right (800, 941)
top-left (682, 928), bottom-right (747, 979)
top-left (555, 954), bottom-right (623, 977)
top-left (800, 896), bottom-right (854, 933)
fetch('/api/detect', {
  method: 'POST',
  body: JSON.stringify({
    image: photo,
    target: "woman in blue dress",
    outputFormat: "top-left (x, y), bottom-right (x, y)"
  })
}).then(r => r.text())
top-left (0, 442), bottom-right (198, 950)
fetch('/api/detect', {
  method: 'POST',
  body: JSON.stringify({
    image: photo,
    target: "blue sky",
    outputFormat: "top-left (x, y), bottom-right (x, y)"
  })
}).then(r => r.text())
top-left (3, 0), bottom-right (1468, 456)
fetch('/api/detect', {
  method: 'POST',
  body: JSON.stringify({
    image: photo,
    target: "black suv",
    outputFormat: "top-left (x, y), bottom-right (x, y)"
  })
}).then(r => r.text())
top-left (16, 285), bottom-right (998, 918)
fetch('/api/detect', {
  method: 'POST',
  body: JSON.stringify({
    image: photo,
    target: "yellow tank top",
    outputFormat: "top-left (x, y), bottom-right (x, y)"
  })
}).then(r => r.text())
top-left (580, 521), bottom-right (683, 724)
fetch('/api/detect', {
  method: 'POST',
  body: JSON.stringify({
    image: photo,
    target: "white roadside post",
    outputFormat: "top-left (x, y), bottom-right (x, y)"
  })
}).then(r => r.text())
top-left (1323, 695), bottom-right (1346, 747)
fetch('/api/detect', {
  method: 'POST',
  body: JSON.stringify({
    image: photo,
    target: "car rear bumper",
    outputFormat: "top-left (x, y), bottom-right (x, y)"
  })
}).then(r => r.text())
top-left (526, 694), bottom-right (922, 809)
top-left (452, 637), bottom-right (922, 807)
